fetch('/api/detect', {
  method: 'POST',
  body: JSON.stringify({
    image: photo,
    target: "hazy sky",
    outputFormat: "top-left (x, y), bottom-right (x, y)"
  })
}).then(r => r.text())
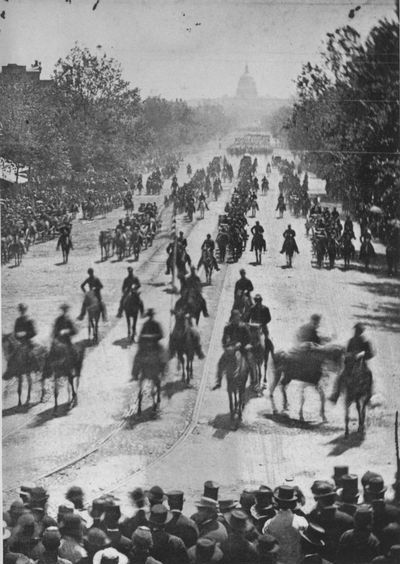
top-left (0, 0), bottom-right (396, 100)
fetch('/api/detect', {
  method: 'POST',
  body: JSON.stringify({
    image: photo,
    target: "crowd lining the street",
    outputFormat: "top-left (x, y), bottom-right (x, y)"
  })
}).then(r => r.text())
top-left (3, 465), bottom-right (400, 564)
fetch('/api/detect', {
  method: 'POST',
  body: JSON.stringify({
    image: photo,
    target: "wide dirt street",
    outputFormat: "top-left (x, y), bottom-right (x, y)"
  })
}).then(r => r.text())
top-left (3, 139), bottom-right (400, 516)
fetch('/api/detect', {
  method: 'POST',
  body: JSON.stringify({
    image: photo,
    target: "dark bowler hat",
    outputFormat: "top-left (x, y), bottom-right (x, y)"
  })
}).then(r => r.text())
top-left (366, 476), bottom-right (387, 497)
top-left (29, 486), bottom-right (49, 504)
top-left (42, 527), bottom-right (61, 550)
top-left (90, 497), bottom-right (107, 517)
top-left (338, 474), bottom-right (360, 500)
top-left (218, 500), bottom-right (238, 512)
top-left (145, 485), bottom-right (167, 504)
top-left (225, 509), bottom-right (251, 532)
top-left (354, 505), bottom-right (373, 527)
top-left (257, 534), bottom-right (280, 555)
top-left (300, 523), bottom-right (326, 547)
top-left (203, 481), bottom-right (219, 501)
top-left (129, 487), bottom-right (146, 505)
top-left (167, 490), bottom-right (184, 507)
top-left (190, 537), bottom-right (223, 563)
top-left (85, 528), bottom-right (111, 550)
top-left (148, 504), bottom-right (172, 526)
top-left (239, 488), bottom-right (256, 512)
top-left (312, 481), bottom-right (335, 499)
top-left (361, 471), bottom-right (381, 489)
top-left (274, 485), bottom-right (297, 504)
top-left (60, 514), bottom-right (83, 536)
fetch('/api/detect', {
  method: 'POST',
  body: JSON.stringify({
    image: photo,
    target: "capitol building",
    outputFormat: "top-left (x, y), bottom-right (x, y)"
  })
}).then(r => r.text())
top-left (190, 65), bottom-right (287, 127)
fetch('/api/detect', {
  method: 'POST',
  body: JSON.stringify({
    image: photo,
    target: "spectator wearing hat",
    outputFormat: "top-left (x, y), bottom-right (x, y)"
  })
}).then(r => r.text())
top-left (255, 534), bottom-right (280, 564)
top-left (336, 505), bottom-right (381, 563)
top-left (4, 500), bottom-right (28, 529)
top-left (365, 477), bottom-right (400, 523)
top-left (194, 497), bottom-right (228, 546)
top-left (220, 500), bottom-right (259, 543)
top-left (165, 490), bottom-right (199, 549)
top-left (335, 475), bottom-right (360, 517)
top-left (372, 544), bottom-right (400, 563)
top-left (120, 489), bottom-right (149, 539)
top-left (239, 489), bottom-right (256, 519)
top-left (106, 526), bottom-right (132, 557)
top-left (311, 505), bottom-right (353, 562)
top-left (308, 482), bottom-right (336, 522)
top-left (191, 483), bottom-right (220, 525)
top-left (219, 510), bottom-right (258, 564)
top-left (93, 547), bottom-right (128, 564)
top-left (147, 504), bottom-right (188, 564)
top-left (187, 537), bottom-right (223, 564)
top-left (8, 513), bottom-right (41, 559)
top-left (129, 526), bottom-right (161, 564)
top-left (379, 522), bottom-right (400, 557)
top-left (250, 487), bottom-right (276, 533)
top-left (262, 486), bottom-right (308, 564)
top-left (299, 523), bottom-right (328, 563)
top-left (65, 488), bottom-right (90, 530)
top-left (59, 514), bottom-right (87, 564)
top-left (35, 526), bottom-right (72, 564)
top-left (83, 528), bottom-right (111, 564)
top-left (89, 498), bottom-right (108, 531)
top-left (57, 503), bottom-right (75, 529)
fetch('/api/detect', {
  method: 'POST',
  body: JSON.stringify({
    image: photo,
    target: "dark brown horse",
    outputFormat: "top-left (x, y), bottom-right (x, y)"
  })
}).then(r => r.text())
top-left (271, 344), bottom-right (344, 422)
top-left (122, 289), bottom-right (144, 342)
top-left (214, 345), bottom-right (250, 420)
top-left (131, 337), bottom-right (168, 415)
top-left (169, 311), bottom-right (203, 384)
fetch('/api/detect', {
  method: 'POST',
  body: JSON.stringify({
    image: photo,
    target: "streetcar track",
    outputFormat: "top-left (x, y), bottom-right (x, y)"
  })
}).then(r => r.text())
top-left (3, 184), bottom-right (232, 495)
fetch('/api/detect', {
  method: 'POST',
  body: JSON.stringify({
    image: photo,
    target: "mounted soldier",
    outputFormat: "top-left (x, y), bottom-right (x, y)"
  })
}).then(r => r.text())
top-left (244, 295), bottom-right (271, 339)
top-left (197, 234), bottom-right (220, 272)
top-left (250, 221), bottom-right (266, 252)
top-left (116, 267), bottom-right (141, 318)
top-left (280, 224), bottom-right (299, 255)
top-left (77, 268), bottom-right (107, 322)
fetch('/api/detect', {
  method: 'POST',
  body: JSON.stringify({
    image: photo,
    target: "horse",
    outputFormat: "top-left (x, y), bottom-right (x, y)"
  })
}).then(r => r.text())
top-left (326, 238), bottom-right (337, 269)
top-left (270, 344), bottom-right (345, 422)
top-left (199, 249), bottom-right (214, 285)
top-left (277, 201), bottom-right (286, 219)
top-left (249, 200), bottom-right (258, 218)
top-left (56, 233), bottom-right (73, 264)
top-left (129, 231), bottom-right (141, 261)
top-left (252, 233), bottom-right (265, 265)
top-left (186, 201), bottom-right (195, 222)
top-left (175, 247), bottom-right (191, 279)
top-left (131, 337), bottom-right (168, 415)
top-left (169, 311), bottom-right (202, 385)
top-left (359, 240), bottom-right (375, 272)
top-left (315, 238), bottom-right (326, 269)
top-left (99, 230), bottom-right (113, 261)
top-left (214, 345), bottom-right (250, 420)
top-left (175, 289), bottom-right (206, 326)
top-left (41, 339), bottom-right (85, 412)
top-left (216, 231), bottom-right (229, 263)
top-left (8, 238), bottom-right (24, 267)
top-left (247, 323), bottom-right (274, 389)
top-left (334, 355), bottom-right (373, 437)
top-left (122, 289), bottom-right (144, 342)
top-left (115, 231), bottom-right (127, 261)
top-left (198, 200), bottom-right (206, 220)
top-left (341, 239), bottom-right (354, 270)
top-left (234, 290), bottom-right (253, 320)
top-left (283, 237), bottom-right (297, 268)
top-left (2, 334), bottom-right (47, 407)
top-left (386, 240), bottom-right (400, 275)
top-left (82, 291), bottom-right (101, 343)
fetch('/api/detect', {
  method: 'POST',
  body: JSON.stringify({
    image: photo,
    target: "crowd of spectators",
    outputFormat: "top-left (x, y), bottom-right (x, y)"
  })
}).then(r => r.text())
top-left (3, 465), bottom-right (400, 564)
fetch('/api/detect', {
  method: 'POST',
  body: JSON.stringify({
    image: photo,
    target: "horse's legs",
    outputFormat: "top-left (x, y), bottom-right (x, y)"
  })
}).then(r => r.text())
top-left (281, 383), bottom-right (289, 413)
top-left (132, 312), bottom-right (138, 342)
top-left (126, 314), bottom-right (131, 340)
top-left (26, 373), bottom-right (32, 405)
top-left (228, 389), bottom-right (234, 419)
top-left (17, 375), bottom-right (22, 407)
top-left (179, 352), bottom-right (186, 382)
top-left (54, 377), bottom-right (59, 412)
top-left (318, 385), bottom-right (327, 422)
top-left (137, 387), bottom-right (143, 416)
top-left (299, 385), bottom-right (306, 421)
top-left (344, 397), bottom-right (350, 437)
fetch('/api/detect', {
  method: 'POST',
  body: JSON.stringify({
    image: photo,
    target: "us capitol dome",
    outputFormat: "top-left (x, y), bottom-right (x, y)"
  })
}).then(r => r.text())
top-left (236, 64), bottom-right (258, 99)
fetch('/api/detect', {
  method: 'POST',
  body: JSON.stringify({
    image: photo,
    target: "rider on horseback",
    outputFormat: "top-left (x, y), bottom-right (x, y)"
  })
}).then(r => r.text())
top-left (330, 323), bottom-right (374, 404)
top-left (139, 308), bottom-right (163, 342)
top-left (234, 269), bottom-right (254, 300)
top-left (182, 267), bottom-right (209, 317)
top-left (250, 221), bottom-right (265, 252)
top-left (197, 234), bottom-right (220, 271)
top-left (215, 309), bottom-right (253, 388)
top-left (198, 192), bottom-right (209, 211)
top-left (245, 294), bottom-right (271, 339)
top-left (297, 314), bottom-right (322, 345)
top-left (77, 268), bottom-right (107, 322)
top-left (14, 303), bottom-right (37, 348)
top-left (165, 234), bottom-right (188, 275)
top-left (276, 192), bottom-right (285, 212)
top-left (52, 303), bottom-right (78, 364)
top-left (280, 224), bottom-right (300, 255)
top-left (116, 267), bottom-right (141, 318)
